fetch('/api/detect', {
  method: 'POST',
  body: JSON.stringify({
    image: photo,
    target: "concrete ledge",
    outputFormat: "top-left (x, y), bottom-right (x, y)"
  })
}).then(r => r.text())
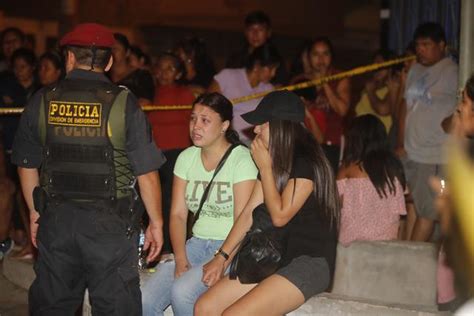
top-left (84, 290), bottom-right (444, 316)
top-left (3, 241), bottom-right (442, 315)
top-left (288, 293), bottom-right (445, 316)
top-left (332, 241), bottom-right (438, 307)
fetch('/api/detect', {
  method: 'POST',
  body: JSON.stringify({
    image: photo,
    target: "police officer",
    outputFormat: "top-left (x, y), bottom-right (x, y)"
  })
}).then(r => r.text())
top-left (11, 23), bottom-right (165, 315)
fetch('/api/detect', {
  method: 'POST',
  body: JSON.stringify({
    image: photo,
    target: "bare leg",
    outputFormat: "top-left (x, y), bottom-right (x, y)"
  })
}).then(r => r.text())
top-left (398, 216), bottom-right (407, 240)
top-left (223, 274), bottom-right (305, 316)
top-left (194, 276), bottom-right (256, 316)
top-left (411, 217), bottom-right (434, 242)
top-left (404, 202), bottom-right (417, 240)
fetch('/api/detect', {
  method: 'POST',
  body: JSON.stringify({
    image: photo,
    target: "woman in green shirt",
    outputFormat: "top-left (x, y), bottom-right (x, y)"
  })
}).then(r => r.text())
top-left (142, 93), bottom-right (257, 316)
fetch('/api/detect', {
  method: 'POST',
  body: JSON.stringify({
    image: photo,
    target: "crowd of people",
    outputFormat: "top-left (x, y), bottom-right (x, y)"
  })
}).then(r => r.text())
top-left (0, 9), bottom-right (472, 315)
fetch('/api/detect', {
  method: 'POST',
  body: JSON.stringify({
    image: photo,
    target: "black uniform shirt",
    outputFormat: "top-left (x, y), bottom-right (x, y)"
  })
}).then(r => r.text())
top-left (11, 69), bottom-right (166, 175)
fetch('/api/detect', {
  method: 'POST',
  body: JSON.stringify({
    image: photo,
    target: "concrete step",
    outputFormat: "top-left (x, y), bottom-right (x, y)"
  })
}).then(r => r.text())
top-left (332, 241), bottom-right (438, 307)
top-left (2, 241), bottom-right (444, 315)
top-left (288, 293), bottom-right (446, 316)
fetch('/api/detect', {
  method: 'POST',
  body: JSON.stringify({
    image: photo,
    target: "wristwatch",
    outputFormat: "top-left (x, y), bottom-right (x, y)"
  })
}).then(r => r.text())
top-left (214, 248), bottom-right (229, 260)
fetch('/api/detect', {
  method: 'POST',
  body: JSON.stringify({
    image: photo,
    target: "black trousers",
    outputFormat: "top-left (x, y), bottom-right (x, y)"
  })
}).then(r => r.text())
top-left (29, 202), bottom-right (141, 316)
top-left (159, 148), bottom-right (184, 253)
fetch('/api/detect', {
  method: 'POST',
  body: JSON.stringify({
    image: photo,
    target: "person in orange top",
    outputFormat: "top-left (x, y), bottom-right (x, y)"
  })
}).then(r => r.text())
top-left (148, 52), bottom-right (196, 252)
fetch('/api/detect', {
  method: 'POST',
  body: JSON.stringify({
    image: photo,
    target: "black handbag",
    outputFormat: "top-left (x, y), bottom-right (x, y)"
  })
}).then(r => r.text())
top-left (229, 204), bottom-right (287, 284)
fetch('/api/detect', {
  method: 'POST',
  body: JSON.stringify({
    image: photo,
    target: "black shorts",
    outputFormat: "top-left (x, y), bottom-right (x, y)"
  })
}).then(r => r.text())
top-left (276, 256), bottom-right (330, 301)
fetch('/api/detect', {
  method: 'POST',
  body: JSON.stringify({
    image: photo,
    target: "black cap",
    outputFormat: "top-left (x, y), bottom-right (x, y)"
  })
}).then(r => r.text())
top-left (241, 90), bottom-right (305, 125)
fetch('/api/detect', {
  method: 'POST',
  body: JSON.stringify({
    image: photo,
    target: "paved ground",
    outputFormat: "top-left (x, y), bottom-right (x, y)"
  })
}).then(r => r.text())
top-left (0, 259), bottom-right (28, 316)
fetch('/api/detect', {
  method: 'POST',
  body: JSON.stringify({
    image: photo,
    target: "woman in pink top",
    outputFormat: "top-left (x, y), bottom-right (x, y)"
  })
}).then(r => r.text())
top-left (337, 115), bottom-right (406, 246)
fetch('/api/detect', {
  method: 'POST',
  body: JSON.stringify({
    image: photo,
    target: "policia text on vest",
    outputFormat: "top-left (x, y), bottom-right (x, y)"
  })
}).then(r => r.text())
top-left (48, 101), bottom-right (102, 127)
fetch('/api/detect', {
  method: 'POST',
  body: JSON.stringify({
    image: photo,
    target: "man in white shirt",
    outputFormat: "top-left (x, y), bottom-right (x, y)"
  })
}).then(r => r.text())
top-left (401, 22), bottom-right (458, 242)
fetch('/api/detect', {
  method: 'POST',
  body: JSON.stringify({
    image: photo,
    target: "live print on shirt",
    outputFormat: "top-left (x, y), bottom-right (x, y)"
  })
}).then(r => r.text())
top-left (47, 100), bottom-right (110, 138)
top-left (174, 145), bottom-right (258, 240)
top-left (186, 179), bottom-right (233, 219)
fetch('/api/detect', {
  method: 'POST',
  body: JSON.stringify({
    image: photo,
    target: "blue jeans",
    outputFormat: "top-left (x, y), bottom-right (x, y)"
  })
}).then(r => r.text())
top-left (141, 237), bottom-right (223, 316)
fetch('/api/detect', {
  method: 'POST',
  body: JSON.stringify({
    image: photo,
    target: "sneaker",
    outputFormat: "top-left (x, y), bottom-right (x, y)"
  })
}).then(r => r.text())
top-left (0, 238), bottom-right (15, 260)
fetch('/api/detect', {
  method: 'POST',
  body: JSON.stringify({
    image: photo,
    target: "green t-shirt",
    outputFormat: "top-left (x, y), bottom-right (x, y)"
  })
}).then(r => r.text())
top-left (174, 145), bottom-right (257, 240)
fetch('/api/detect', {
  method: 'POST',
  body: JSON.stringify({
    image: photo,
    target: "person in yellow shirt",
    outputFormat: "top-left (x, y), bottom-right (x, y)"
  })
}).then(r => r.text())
top-left (355, 50), bottom-right (401, 135)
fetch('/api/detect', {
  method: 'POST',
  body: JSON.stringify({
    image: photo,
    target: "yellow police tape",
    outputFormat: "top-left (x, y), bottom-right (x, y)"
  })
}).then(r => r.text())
top-left (0, 55), bottom-right (415, 115)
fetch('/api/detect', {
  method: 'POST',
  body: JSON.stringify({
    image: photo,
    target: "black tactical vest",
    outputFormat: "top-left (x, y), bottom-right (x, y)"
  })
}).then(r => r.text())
top-left (39, 78), bottom-right (135, 201)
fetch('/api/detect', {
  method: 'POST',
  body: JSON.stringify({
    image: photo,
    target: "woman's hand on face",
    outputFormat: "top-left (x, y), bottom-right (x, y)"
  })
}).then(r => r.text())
top-left (201, 255), bottom-right (226, 287)
top-left (174, 257), bottom-right (190, 278)
top-left (251, 136), bottom-right (272, 171)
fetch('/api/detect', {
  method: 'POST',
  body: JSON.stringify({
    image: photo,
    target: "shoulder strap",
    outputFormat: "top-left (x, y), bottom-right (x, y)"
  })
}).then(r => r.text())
top-left (192, 143), bottom-right (239, 226)
top-left (107, 89), bottom-right (129, 149)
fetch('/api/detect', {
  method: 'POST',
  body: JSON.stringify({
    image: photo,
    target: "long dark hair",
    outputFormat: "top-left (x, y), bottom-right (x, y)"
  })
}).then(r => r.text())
top-left (342, 115), bottom-right (406, 198)
top-left (269, 119), bottom-right (340, 228)
top-left (245, 42), bottom-right (281, 70)
top-left (193, 93), bottom-right (240, 144)
top-left (175, 36), bottom-right (216, 88)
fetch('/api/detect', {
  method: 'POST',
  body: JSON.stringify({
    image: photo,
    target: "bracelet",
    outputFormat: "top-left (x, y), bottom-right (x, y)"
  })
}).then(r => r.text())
top-left (214, 248), bottom-right (229, 260)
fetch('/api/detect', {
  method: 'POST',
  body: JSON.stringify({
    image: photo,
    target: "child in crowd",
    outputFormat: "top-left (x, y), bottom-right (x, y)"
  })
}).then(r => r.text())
top-left (337, 115), bottom-right (406, 246)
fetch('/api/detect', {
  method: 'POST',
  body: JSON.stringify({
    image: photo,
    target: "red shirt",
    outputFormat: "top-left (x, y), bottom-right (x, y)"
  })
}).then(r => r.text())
top-left (147, 84), bottom-right (195, 150)
top-left (304, 106), bottom-right (327, 136)
top-left (314, 68), bottom-right (346, 145)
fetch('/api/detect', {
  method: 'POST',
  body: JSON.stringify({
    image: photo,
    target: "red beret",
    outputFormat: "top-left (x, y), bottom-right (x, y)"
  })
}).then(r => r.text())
top-left (60, 23), bottom-right (115, 48)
